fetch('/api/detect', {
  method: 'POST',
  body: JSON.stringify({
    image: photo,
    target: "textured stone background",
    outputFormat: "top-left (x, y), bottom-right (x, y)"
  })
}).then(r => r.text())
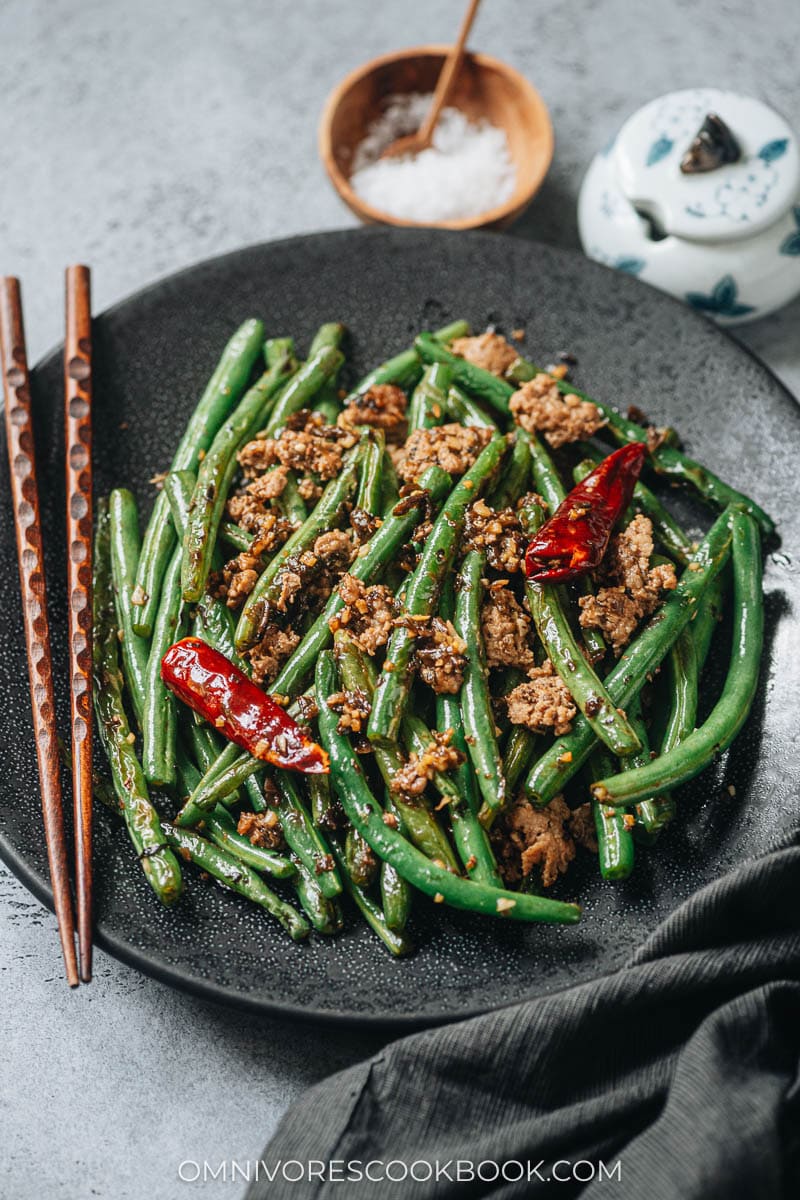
top-left (0, 1), bottom-right (797, 1196)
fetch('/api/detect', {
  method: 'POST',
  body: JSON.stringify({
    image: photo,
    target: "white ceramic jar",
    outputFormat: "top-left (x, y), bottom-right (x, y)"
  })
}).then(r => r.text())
top-left (578, 88), bottom-right (800, 324)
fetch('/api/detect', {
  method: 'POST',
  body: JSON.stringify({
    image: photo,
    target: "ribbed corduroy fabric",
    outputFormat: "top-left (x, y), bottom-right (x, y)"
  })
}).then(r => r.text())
top-left (249, 836), bottom-right (800, 1199)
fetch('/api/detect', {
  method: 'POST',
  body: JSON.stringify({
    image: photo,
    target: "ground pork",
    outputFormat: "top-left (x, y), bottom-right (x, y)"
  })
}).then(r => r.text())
top-left (492, 795), bottom-right (575, 887)
top-left (224, 493), bottom-right (295, 554)
top-left (579, 514), bottom-right (678, 653)
top-left (239, 411), bottom-right (357, 484)
top-left (480, 584), bottom-right (535, 669)
top-left (237, 439), bottom-right (278, 478)
top-left (569, 802), bottom-right (598, 853)
top-left (247, 466), bottom-right (290, 502)
top-left (349, 506), bottom-right (382, 543)
top-left (237, 809), bottom-right (284, 851)
top-left (464, 498), bottom-right (526, 573)
top-left (397, 423), bottom-right (493, 483)
top-left (326, 686), bottom-right (372, 734)
top-left (246, 625), bottom-right (301, 685)
top-left (339, 383), bottom-right (408, 441)
top-left (391, 729), bottom-right (464, 799)
top-left (397, 614), bottom-right (468, 694)
top-left (509, 373), bottom-right (605, 449)
top-left (451, 332), bottom-right (518, 377)
top-left (211, 551), bottom-right (261, 609)
top-left (328, 574), bottom-right (395, 655)
top-left (506, 659), bottom-right (577, 736)
top-left (272, 529), bottom-right (357, 616)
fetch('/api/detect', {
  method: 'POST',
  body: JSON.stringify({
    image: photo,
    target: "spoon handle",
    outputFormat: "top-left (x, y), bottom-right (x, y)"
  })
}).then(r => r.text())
top-left (418, 0), bottom-right (482, 146)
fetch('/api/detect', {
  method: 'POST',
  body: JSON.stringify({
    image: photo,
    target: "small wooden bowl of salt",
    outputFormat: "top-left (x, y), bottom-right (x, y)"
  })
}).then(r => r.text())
top-left (319, 46), bottom-right (554, 230)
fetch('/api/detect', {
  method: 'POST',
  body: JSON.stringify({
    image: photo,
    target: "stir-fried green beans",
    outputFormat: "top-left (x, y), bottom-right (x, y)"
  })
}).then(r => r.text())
top-left (408, 363), bottom-right (453, 430)
top-left (418, 333), bottom-right (774, 537)
top-left (108, 488), bottom-right (149, 724)
top-left (368, 434), bottom-right (507, 744)
top-left (521, 497), bottom-right (641, 757)
top-left (94, 314), bottom-right (768, 952)
top-left (181, 354), bottom-right (295, 602)
top-left (235, 448), bottom-right (362, 650)
top-left (317, 652), bottom-right (581, 924)
top-left (133, 318), bottom-right (266, 636)
top-left (524, 507), bottom-right (735, 806)
top-left (93, 502), bottom-right (184, 905)
top-left (270, 465), bottom-right (452, 696)
top-left (591, 511), bottom-right (762, 805)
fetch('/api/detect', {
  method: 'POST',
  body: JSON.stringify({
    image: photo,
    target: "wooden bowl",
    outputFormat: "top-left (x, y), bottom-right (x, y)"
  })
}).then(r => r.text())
top-left (319, 46), bottom-right (554, 231)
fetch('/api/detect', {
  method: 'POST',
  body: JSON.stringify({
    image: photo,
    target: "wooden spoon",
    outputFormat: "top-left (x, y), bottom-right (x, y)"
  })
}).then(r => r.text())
top-left (380, 0), bottom-right (482, 159)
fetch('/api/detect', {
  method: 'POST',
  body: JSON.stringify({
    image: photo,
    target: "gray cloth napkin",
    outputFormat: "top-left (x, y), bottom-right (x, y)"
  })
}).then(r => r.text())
top-left (249, 834), bottom-right (800, 1199)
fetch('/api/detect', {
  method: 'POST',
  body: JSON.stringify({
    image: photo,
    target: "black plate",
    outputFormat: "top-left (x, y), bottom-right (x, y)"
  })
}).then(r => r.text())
top-left (1, 228), bottom-right (798, 1027)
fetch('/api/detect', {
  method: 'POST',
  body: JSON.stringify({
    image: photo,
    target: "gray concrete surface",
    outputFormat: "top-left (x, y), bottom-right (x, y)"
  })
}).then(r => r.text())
top-left (0, 1), bottom-right (797, 1197)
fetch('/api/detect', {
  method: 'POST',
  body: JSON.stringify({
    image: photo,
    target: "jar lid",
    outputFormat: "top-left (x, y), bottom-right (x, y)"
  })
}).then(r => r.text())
top-left (612, 88), bottom-right (799, 243)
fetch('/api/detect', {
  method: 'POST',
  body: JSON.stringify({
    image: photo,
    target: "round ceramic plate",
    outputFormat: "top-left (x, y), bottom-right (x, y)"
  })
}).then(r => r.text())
top-left (0, 229), bottom-right (797, 1027)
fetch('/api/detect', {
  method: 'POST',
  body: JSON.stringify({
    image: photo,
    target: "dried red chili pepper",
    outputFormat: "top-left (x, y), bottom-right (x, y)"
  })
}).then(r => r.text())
top-left (525, 442), bottom-right (647, 584)
top-left (161, 637), bottom-right (329, 774)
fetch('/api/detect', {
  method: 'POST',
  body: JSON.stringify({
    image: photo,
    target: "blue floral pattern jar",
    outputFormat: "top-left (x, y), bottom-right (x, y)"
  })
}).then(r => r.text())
top-left (578, 89), bottom-right (800, 324)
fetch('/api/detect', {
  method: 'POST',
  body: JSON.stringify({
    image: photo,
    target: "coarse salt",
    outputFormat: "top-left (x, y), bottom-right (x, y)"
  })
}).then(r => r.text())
top-left (350, 93), bottom-right (516, 223)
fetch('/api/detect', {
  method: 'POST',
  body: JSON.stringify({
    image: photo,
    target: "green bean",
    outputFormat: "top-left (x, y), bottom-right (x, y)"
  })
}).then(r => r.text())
top-left (380, 861), bottom-right (412, 932)
top-left (142, 542), bottom-right (186, 788)
top-left (165, 468), bottom-right (248, 674)
top-left (183, 714), bottom-right (223, 777)
top-left (163, 823), bottom-right (308, 940)
top-left (416, 334), bottom-right (511, 414)
top-left (355, 429), bottom-right (385, 514)
top-left (330, 838), bottom-right (414, 954)
top-left (454, 550), bottom-right (507, 814)
top-left (588, 750), bottom-right (635, 881)
top-left (489, 431), bottom-right (530, 509)
top-left (343, 319), bottom-right (470, 404)
top-left (265, 336), bottom-right (295, 368)
top-left (308, 322), bottom-right (347, 424)
top-left (235, 449), bottom-right (362, 650)
top-left (591, 511), bottom-right (762, 805)
top-left (271, 771), bottom-right (343, 899)
top-left (108, 488), bottom-right (149, 724)
top-left (309, 322), bottom-right (347, 356)
top-left (133, 318), bottom-right (265, 636)
top-left (334, 634), bottom-right (460, 871)
top-left (446, 384), bottom-right (499, 429)
top-left (93, 500), bottom-right (183, 906)
top-left (219, 520), bottom-right (254, 552)
top-left (573, 449), bottom-right (693, 567)
top-left (345, 826), bottom-right (379, 887)
top-left (691, 572), bottom-right (727, 669)
top-left (521, 497), bottom-right (641, 757)
top-left (177, 751), bottom-right (262, 823)
top-left (316, 652), bottom-right (581, 924)
top-left (503, 724), bottom-right (540, 794)
top-left (437, 576), bottom-right (503, 886)
top-left (420, 335), bottom-right (775, 536)
top-left (269, 465), bottom-right (452, 697)
top-left (201, 806), bottom-right (296, 879)
top-left (292, 860), bottom-right (343, 934)
top-left (181, 354), bottom-right (294, 602)
top-left (408, 363), bottom-right (453, 430)
top-left (276, 472), bottom-right (308, 525)
top-left (626, 694), bottom-right (676, 834)
top-left (524, 507), bottom-right (735, 806)
top-left (261, 345), bottom-right (344, 438)
top-left (368, 434), bottom-right (507, 744)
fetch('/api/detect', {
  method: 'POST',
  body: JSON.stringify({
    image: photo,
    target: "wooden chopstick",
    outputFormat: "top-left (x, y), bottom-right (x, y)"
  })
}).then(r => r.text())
top-left (64, 265), bottom-right (94, 983)
top-left (0, 277), bottom-right (79, 987)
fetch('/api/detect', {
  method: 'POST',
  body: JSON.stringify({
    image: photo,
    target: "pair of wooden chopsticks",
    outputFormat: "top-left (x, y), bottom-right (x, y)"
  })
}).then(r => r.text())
top-left (0, 268), bottom-right (94, 986)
